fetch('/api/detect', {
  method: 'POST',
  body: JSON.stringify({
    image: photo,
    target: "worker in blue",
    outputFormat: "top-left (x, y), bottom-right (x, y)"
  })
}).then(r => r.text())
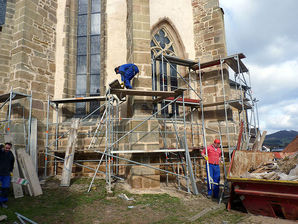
top-left (114, 64), bottom-right (139, 89)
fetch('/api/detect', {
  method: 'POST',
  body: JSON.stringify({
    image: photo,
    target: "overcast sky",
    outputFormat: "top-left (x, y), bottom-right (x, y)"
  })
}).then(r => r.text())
top-left (219, 0), bottom-right (298, 134)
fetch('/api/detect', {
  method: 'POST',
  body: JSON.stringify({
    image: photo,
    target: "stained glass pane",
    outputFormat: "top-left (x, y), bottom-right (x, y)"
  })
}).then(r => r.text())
top-left (78, 0), bottom-right (88, 14)
top-left (90, 74), bottom-right (100, 94)
top-left (76, 101), bottom-right (86, 116)
top-left (77, 36), bottom-right (87, 55)
top-left (90, 54), bottom-right (100, 74)
top-left (91, 35), bottom-right (100, 54)
top-left (77, 55), bottom-right (87, 74)
top-left (91, 0), bottom-right (101, 13)
top-left (91, 13), bottom-right (101, 35)
top-left (150, 40), bottom-right (156, 47)
top-left (76, 75), bottom-right (87, 95)
top-left (78, 14), bottom-right (87, 36)
top-left (0, 0), bottom-right (7, 26)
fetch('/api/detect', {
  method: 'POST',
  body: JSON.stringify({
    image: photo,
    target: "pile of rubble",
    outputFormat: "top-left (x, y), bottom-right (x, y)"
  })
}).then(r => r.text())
top-left (241, 153), bottom-right (298, 181)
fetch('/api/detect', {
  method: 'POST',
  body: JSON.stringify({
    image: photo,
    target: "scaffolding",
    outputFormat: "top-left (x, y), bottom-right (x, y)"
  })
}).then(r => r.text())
top-left (44, 53), bottom-right (259, 197)
top-left (0, 88), bottom-right (32, 152)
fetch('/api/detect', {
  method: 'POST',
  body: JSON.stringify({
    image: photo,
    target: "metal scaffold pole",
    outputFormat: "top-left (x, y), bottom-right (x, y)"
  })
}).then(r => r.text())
top-left (220, 58), bottom-right (232, 160)
top-left (198, 61), bottom-right (211, 190)
top-left (182, 91), bottom-right (198, 195)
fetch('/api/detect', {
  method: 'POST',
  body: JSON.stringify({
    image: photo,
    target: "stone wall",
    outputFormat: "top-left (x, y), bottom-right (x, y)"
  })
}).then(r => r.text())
top-left (0, 0), bottom-right (14, 94)
top-left (0, 0), bottom-right (15, 133)
top-left (6, 0), bottom-right (57, 173)
top-left (191, 0), bottom-right (239, 146)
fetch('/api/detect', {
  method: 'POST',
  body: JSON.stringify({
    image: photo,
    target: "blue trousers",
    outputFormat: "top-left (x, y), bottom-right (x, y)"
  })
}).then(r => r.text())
top-left (124, 78), bottom-right (133, 89)
top-left (206, 163), bottom-right (220, 198)
top-left (0, 176), bottom-right (11, 203)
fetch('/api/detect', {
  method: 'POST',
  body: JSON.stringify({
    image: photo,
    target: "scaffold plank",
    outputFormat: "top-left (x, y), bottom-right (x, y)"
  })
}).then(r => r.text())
top-left (201, 99), bottom-right (252, 110)
top-left (50, 96), bottom-right (107, 104)
top-left (229, 101), bottom-right (252, 110)
top-left (111, 149), bottom-right (185, 154)
top-left (155, 54), bottom-right (197, 67)
top-left (164, 97), bottom-right (200, 107)
top-left (192, 53), bottom-right (248, 74)
top-left (110, 88), bottom-right (185, 97)
top-left (0, 92), bottom-right (29, 103)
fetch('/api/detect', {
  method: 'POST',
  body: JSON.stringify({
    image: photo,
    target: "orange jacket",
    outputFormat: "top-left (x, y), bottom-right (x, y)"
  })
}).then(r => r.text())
top-left (201, 144), bottom-right (221, 165)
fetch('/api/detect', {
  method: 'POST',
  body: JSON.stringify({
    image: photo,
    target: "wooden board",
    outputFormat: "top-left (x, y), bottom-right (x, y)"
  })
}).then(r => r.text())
top-left (251, 130), bottom-right (260, 151)
top-left (11, 149), bottom-right (24, 198)
top-left (51, 96), bottom-right (107, 104)
top-left (229, 151), bottom-right (274, 178)
top-left (110, 88), bottom-right (184, 97)
top-left (60, 119), bottom-right (80, 186)
top-left (17, 151), bottom-right (32, 196)
top-left (256, 131), bottom-right (267, 151)
top-left (17, 149), bottom-right (42, 196)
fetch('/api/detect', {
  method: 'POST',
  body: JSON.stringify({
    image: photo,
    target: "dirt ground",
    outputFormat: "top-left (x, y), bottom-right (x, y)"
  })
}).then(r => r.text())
top-left (0, 178), bottom-right (297, 224)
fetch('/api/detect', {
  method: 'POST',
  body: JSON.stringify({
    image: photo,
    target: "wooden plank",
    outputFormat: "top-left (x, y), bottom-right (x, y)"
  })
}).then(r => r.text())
top-left (229, 151), bottom-right (274, 178)
top-left (251, 130), bottom-right (260, 151)
top-left (51, 96), bottom-right (106, 104)
top-left (29, 118), bottom-right (38, 172)
top-left (60, 119), bottom-right (80, 186)
top-left (111, 149), bottom-right (185, 154)
top-left (11, 149), bottom-right (24, 198)
top-left (110, 88), bottom-right (185, 97)
top-left (0, 92), bottom-right (27, 103)
top-left (256, 131), bottom-right (267, 151)
top-left (17, 150), bottom-right (32, 196)
top-left (17, 149), bottom-right (42, 196)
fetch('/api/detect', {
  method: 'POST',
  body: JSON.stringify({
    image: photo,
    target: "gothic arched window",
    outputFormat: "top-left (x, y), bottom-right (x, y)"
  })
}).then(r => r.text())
top-left (151, 28), bottom-right (178, 116)
top-left (76, 0), bottom-right (101, 116)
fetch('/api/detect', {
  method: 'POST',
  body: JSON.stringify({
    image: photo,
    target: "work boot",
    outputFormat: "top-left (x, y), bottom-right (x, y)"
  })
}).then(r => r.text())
top-left (0, 202), bottom-right (8, 209)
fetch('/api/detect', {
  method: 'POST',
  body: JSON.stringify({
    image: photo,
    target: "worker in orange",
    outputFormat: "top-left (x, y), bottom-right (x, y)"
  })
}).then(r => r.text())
top-left (201, 139), bottom-right (222, 199)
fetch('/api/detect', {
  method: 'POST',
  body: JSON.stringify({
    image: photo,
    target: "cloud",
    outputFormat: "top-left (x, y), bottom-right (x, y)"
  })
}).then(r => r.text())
top-left (248, 59), bottom-right (298, 133)
top-left (258, 99), bottom-right (298, 133)
top-left (220, 0), bottom-right (298, 65)
top-left (220, 0), bottom-right (298, 133)
top-left (248, 59), bottom-right (298, 105)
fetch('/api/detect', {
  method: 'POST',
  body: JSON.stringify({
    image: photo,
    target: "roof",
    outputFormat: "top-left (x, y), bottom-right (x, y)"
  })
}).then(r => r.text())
top-left (283, 136), bottom-right (298, 152)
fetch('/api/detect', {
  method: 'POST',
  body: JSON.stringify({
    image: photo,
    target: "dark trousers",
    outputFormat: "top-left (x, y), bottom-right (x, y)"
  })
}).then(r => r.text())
top-left (206, 163), bottom-right (220, 198)
top-left (0, 175), bottom-right (11, 202)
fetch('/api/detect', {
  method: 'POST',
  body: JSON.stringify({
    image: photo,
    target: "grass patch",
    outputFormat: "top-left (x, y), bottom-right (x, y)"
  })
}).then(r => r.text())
top-left (134, 193), bottom-right (181, 210)
top-left (196, 207), bottom-right (246, 224)
top-left (1, 179), bottom-right (107, 223)
top-left (0, 179), bottom-right (248, 224)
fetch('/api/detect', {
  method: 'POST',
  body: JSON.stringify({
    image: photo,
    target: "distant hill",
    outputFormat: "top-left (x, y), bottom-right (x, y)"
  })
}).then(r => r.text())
top-left (264, 130), bottom-right (298, 149)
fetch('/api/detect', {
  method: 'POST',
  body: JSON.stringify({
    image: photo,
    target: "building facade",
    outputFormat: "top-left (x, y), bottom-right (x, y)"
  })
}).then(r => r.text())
top-left (0, 0), bottom-right (245, 188)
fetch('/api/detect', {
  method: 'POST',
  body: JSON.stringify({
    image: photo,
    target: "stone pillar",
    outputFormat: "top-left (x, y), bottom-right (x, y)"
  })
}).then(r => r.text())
top-left (192, 0), bottom-right (234, 146)
top-left (125, 0), bottom-right (160, 189)
top-left (10, 0), bottom-right (57, 173)
top-left (127, 0), bottom-right (152, 116)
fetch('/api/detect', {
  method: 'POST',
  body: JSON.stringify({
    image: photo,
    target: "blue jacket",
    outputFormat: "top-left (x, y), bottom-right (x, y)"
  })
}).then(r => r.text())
top-left (118, 64), bottom-right (139, 82)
